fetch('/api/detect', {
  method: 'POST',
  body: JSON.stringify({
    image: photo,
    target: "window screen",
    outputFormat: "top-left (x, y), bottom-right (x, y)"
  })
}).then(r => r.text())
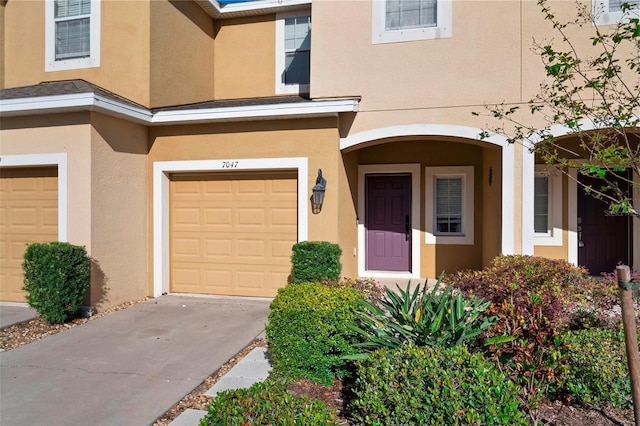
top-left (435, 177), bottom-right (462, 234)
top-left (55, 0), bottom-right (91, 60)
top-left (386, 0), bottom-right (437, 31)
top-left (534, 175), bottom-right (549, 233)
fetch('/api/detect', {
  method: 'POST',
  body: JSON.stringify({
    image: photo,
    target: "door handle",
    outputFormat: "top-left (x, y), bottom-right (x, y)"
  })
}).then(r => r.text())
top-left (405, 215), bottom-right (410, 241)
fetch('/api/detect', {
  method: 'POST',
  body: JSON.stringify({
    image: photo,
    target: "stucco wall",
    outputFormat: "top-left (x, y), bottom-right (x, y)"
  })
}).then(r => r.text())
top-left (90, 113), bottom-right (148, 310)
top-left (3, 0), bottom-right (151, 106)
top-left (0, 1), bottom-right (5, 88)
top-left (0, 114), bottom-right (93, 248)
top-left (147, 117), bottom-right (341, 294)
top-left (355, 139), bottom-right (492, 277)
top-left (213, 15), bottom-right (276, 99)
top-left (150, 0), bottom-right (215, 108)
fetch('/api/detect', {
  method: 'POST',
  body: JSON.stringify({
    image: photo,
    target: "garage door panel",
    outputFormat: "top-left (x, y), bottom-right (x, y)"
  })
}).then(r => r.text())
top-left (170, 172), bottom-right (297, 297)
top-left (0, 167), bottom-right (58, 302)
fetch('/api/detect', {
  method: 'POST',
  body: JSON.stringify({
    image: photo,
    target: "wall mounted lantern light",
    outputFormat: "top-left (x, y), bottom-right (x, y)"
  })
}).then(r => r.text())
top-left (311, 168), bottom-right (326, 214)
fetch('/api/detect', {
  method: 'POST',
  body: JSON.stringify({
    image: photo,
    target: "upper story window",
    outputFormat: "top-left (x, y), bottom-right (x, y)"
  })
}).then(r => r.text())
top-left (593, 0), bottom-right (639, 25)
top-left (425, 166), bottom-right (474, 245)
top-left (276, 13), bottom-right (311, 94)
top-left (46, 0), bottom-right (101, 72)
top-left (372, 0), bottom-right (451, 44)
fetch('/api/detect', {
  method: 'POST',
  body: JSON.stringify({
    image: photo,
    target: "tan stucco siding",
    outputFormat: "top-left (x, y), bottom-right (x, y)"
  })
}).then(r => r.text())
top-left (0, 114), bottom-right (93, 249)
top-left (90, 113), bottom-right (148, 310)
top-left (311, 1), bottom-right (522, 111)
top-left (356, 139), bottom-right (490, 278)
top-left (213, 15), bottom-right (276, 99)
top-left (150, 0), bottom-right (215, 108)
top-left (3, 1), bottom-right (151, 106)
top-left (147, 117), bottom-right (341, 294)
top-left (0, 1), bottom-right (5, 88)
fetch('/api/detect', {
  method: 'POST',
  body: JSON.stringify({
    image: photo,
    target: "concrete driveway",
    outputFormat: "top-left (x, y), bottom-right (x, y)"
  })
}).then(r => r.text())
top-left (0, 295), bottom-right (271, 426)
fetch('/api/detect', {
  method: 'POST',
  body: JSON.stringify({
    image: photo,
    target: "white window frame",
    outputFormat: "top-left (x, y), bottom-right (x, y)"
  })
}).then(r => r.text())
top-left (533, 165), bottom-right (563, 246)
top-left (45, 0), bottom-right (101, 72)
top-left (592, 0), bottom-right (639, 26)
top-left (372, 0), bottom-right (452, 44)
top-left (275, 11), bottom-right (311, 95)
top-left (425, 166), bottom-right (473, 245)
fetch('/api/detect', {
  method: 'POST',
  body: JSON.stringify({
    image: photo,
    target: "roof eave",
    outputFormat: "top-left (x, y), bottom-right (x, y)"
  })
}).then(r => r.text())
top-left (194, 0), bottom-right (311, 19)
top-left (0, 95), bottom-right (359, 125)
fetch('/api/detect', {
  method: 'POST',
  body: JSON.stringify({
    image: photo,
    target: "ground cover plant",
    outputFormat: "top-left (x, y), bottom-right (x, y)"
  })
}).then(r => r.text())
top-left (349, 344), bottom-right (528, 425)
top-left (200, 379), bottom-right (338, 425)
top-left (22, 242), bottom-right (91, 324)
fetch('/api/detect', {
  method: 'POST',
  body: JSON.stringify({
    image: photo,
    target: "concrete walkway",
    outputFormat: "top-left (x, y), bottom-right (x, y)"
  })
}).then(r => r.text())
top-left (0, 295), bottom-right (271, 426)
top-left (0, 302), bottom-right (37, 329)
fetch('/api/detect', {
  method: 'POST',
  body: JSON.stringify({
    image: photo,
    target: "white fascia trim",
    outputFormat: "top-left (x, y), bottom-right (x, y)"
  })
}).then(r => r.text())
top-left (0, 93), bottom-right (152, 123)
top-left (1, 95), bottom-right (357, 124)
top-left (0, 153), bottom-right (68, 242)
top-left (153, 157), bottom-right (308, 297)
top-left (342, 124), bottom-right (515, 255)
top-left (152, 99), bottom-right (358, 124)
top-left (357, 163), bottom-right (421, 280)
top-left (197, 0), bottom-right (311, 18)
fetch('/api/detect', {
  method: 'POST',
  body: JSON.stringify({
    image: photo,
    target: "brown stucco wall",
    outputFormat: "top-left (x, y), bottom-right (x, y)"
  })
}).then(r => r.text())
top-left (90, 113), bottom-right (148, 310)
top-left (150, 0), bottom-right (215, 108)
top-left (213, 15), bottom-right (276, 99)
top-left (147, 117), bottom-right (341, 294)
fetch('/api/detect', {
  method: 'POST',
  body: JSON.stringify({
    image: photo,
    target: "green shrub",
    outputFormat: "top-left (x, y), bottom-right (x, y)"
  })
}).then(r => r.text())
top-left (348, 275), bottom-right (495, 356)
top-left (265, 282), bottom-right (361, 385)
top-left (446, 255), bottom-right (618, 394)
top-left (320, 277), bottom-right (384, 305)
top-left (290, 241), bottom-right (342, 284)
top-left (349, 344), bottom-right (527, 425)
top-left (200, 379), bottom-right (338, 425)
top-left (553, 328), bottom-right (634, 409)
top-left (22, 242), bottom-right (91, 324)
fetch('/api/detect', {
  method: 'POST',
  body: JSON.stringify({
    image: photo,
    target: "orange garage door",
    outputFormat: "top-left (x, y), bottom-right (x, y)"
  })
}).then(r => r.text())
top-left (170, 172), bottom-right (297, 297)
top-left (0, 167), bottom-right (58, 302)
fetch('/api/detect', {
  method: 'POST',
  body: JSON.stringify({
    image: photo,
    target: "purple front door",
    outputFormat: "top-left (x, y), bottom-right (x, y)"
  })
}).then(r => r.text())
top-left (365, 174), bottom-right (411, 272)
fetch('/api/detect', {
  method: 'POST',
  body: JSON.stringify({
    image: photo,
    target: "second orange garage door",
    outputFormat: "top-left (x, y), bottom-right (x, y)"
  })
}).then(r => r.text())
top-left (170, 172), bottom-right (298, 297)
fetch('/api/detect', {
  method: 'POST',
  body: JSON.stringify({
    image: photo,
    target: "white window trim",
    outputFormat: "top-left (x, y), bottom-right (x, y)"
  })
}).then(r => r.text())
top-left (357, 164), bottom-right (421, 280)
top-left (425, 166), bottom-right (473, 245)
top-left (275, 11), bottom-right (311, 95)
top-left (153, 157), bottom-right (308, 297)
top-left (592, 0), bottom-right (640, 26)
top-left (45, 0), bottom-right (101, 72)
top-left (533, 166), bottom-right (563, 246)
top-left (372, 0), bottom-right (452, 44)
top-left (0, 153), bottom-right (68, 242)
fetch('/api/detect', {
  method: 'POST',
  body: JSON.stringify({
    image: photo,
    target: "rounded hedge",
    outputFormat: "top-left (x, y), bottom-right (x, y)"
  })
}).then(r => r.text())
top-left (265, 282), bottom-right (362, 385)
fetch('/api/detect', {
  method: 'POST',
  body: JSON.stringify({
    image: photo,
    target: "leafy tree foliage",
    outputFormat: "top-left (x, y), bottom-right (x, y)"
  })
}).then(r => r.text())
top-left (477, 0), bottom-right (639, 216)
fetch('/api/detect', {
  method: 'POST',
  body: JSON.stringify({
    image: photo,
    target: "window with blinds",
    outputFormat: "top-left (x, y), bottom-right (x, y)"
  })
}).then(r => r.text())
top-left (54, 0), bottom-right (91, 60)
top-left (284, 16), bottom-right (311, 86)
top-left (534, 175), bottom-right (550, 234)
top-left (435, 177), bottom-right (463, 234)
top-left (608, 0), bottom-right (638, 11)
top-left (386, 0), bottom-right (437, 30)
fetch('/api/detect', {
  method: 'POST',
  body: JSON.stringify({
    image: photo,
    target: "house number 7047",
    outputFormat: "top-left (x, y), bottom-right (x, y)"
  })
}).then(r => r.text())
top-left (222, 161), bottom-right (239, 169)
